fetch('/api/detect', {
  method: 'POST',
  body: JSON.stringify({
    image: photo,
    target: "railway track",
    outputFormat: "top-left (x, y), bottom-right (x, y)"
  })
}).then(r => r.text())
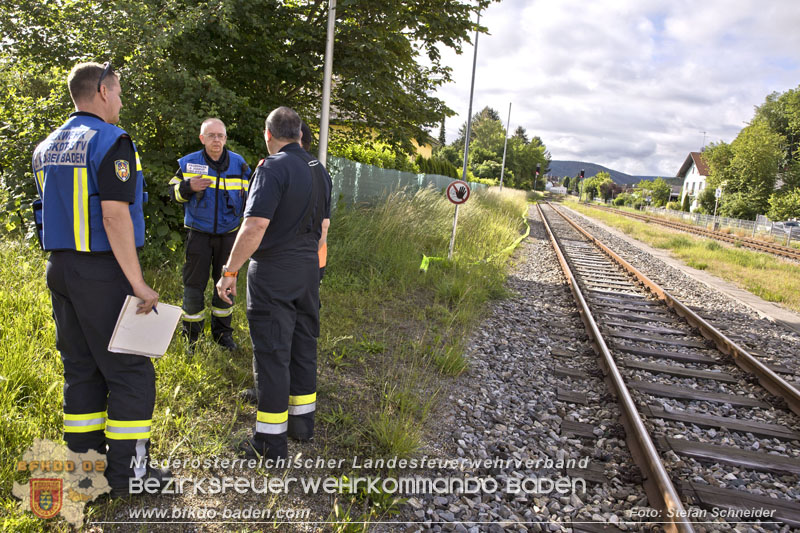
top-left (580, 203), bottom-right (800, 262)
top-left (537, 202), bottom-right (800, 532)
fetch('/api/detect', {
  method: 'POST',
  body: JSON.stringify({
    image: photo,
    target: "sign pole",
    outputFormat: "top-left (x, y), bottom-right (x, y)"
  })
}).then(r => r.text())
top-left (448, 204), bottom-right (460, 259)
top-left (499, 102), bottom-right (511, 191)
top-left (445, 180), bottom-right (471, 260)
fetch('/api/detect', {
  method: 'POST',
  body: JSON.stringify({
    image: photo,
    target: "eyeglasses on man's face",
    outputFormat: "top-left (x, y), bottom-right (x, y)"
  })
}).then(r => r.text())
top-left (97, 61), bottom-right (113, 92)
top-left (203, 133), bottom-right (227, 140)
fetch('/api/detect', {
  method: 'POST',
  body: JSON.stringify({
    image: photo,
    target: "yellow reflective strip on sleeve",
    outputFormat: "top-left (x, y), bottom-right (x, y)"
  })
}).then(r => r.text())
top-left (174, 183), bottom-right (187, 202)
top-left (288, 393), bottom-right (316, 406)
top-left (168, 177), bottom-right (182, 185)
top-left (36, 170), bottom-right (45, 193)
top-left (105, 431), bottom-right (151, 440)
top-left (182, 173), bottom-right (201, 178)
top-left (135, 152), bottom-right (142, 171)
top-left (65, 411), bottom-right (107, 421)
top-left (257, 410), bottom-right (288, 424)
top-left (73, 168), bottom-right (89, 252)
top-left (64, 423), bottom-right (105, 433)
top-left (106, 419), bottom-right (152, 428)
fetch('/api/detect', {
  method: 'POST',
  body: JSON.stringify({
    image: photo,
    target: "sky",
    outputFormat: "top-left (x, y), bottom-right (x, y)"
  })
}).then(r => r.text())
top-left (434, 0), bottom-right (800, 177)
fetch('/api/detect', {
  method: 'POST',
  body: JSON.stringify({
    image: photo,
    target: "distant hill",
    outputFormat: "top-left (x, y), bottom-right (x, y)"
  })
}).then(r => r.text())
top-left (547, 161), bottom-right (675, 186)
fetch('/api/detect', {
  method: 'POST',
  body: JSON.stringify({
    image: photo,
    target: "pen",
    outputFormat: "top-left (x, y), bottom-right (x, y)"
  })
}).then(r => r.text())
top-left (152, 305), bottom-right (158, 315)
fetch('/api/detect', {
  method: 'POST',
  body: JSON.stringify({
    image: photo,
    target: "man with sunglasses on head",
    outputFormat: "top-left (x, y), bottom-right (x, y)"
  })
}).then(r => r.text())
top-left (169, 118), bottom-right (251, 352)
top-left (32, 61), bottom-right (169, 497)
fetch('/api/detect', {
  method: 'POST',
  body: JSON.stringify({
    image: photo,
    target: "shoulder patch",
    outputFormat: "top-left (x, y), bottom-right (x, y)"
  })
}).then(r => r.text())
top-left (114, 160), bottom-right (131, 182)
top-left (257, 158), bottom-right (266, 167)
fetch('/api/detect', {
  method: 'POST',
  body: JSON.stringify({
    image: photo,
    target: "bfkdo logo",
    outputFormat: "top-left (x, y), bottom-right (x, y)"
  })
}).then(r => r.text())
top-left (30, 478), bottom-right (63, 519)
top-left (13, 438), bottom-right (111, 526)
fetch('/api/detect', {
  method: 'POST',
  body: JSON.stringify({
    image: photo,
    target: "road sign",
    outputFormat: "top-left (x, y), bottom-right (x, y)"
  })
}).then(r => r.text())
top-left (715, 187), bottom-right (722, 198)
top-left (446, 180), bottom-right (471, 205)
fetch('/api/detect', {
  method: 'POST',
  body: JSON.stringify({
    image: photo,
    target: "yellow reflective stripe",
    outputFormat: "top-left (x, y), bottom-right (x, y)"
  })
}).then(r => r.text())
top-left (182, 173), bottom-right (203, 179)
top-left (64, 411), bottom-right (106, 433)
top-left (288, 393), bottom-right (316, 406)
top-left (182, 311), bottom-right (205, 322)
top-left (211, 306), bottom-right (233, 317)
top-left (73, 167), bottom-right (89, 252)
top-left (105, 418), bottom-right (151, 440)
top-left (65, 411), bottom-right (107, 421)
top-left (168, 177), bottom-right (182, 185)
top-left (243, 180), bottom-right (250, 192)
top-left (36, 170), bottom-right (45, 193)
top-left (257, 411), bottom-right (288, 424)
top-left (106, 431), bottom-right (150, 440)
top-left (206, 179), bottom-right (247, 191)
top-left (174, 183), bottom-right (187, 203)
top-left (65, 424), bottom-right (105, 433)
top-left (135, 152), bottom-right (142, 171)
top-left (107, 419), bottom-right (152, 428)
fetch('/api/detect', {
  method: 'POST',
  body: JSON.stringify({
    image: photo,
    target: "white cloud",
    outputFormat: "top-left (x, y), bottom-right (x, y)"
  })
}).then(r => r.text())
top-left (435, 0), bottom-right (800, 176)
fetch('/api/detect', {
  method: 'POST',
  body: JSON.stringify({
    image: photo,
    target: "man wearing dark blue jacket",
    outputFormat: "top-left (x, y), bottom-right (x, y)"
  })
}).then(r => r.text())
top-left (169, 118), bottom-right (250, 351)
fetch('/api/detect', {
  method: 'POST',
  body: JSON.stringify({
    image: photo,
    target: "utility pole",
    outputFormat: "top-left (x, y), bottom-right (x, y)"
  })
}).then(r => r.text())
top-left (699, 131), bottom-right (707, 151)
top-left (499, 102), bottom-right (511, 191)
top-left (317, 0), bottom-right (337, 166)
top-left (450, 10), bottom-right (481, 260)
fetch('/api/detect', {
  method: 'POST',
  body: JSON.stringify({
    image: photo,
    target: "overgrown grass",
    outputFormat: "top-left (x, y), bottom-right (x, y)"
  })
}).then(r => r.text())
top-left (567, 201), bottom-right (800, 312)
top-left (1, 185), bottom-right (530, 530)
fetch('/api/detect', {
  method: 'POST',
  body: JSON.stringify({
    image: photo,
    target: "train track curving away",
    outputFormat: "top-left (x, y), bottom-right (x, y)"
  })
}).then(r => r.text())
top-left (537, 202), bottom-right (800, 532)
top-left (581, 204), bottom-right (800, 262)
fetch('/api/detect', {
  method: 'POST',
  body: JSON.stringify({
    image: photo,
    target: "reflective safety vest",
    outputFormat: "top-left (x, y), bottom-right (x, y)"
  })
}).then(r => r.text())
top-left (172, 149), bottom-right (249, 234)
top-left (31, 114), bottom-right (146, 252)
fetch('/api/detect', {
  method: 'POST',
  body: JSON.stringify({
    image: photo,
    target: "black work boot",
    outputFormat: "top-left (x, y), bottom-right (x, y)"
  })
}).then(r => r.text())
top-left (110, 467), bottom-right (173, 498)
top-left (215, 334), bottom-right (238, 351)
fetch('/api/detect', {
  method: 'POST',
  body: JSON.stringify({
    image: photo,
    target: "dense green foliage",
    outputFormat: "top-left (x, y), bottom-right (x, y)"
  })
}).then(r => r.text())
top-left (700, 84), bottom-right (800, 221)
top-left (437, 107), bottom-right (550, 189)
top-left (0, 0), bottom-right (494, 249)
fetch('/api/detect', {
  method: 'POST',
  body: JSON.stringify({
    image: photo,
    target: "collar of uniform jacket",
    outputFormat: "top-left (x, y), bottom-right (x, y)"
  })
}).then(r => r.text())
top-left (70, 111), bottom-right (105, 122)
top-left (278, 143), bottom-right (304, 156)
top-left (202, 146), bottom-right (230, 173)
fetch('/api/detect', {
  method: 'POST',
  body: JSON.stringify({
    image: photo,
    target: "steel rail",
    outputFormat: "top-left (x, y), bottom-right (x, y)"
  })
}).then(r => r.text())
top-left (550, 202), bottom-right (800, 417)
top-left (536, 203), bottom-right (695, 533)
top-left (584, 204), bottom-right (800, 261)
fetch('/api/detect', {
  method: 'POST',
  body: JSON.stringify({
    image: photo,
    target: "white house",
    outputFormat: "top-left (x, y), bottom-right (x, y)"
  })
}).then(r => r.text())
top-left (678, 152), bottom-right (710, 211)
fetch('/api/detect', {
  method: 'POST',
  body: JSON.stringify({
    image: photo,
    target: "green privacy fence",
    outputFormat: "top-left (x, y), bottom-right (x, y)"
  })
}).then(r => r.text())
top-left (327, 156), bottom-right (487, 207)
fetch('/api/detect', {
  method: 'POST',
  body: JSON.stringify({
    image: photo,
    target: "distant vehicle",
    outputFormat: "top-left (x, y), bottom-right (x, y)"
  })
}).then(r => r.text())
top-left (774, 220), bottom-right (799, 233)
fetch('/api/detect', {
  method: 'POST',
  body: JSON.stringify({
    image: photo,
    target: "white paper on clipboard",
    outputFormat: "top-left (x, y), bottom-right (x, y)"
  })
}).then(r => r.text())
top-left (107, 295), bottom-right (182, 358)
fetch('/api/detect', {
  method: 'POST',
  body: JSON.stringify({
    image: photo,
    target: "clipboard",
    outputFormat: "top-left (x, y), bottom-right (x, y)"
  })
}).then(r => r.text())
top-left (108, 295), bottom-right (183, 358)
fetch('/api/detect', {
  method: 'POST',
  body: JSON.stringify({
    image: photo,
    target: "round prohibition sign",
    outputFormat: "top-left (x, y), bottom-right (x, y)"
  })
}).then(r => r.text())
top-left (446, 180), bottom-right (471, 205)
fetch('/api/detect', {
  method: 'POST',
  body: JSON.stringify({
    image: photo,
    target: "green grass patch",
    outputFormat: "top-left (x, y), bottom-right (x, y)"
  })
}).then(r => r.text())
top-left (1, 186), bottom-right (529, 530)
top-left (568, 202), bottom-right (800, 313)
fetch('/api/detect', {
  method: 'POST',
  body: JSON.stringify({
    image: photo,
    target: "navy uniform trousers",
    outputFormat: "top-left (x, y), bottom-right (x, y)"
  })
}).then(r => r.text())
top-left (182, 229), bottom-right (237, 341)
top-left (47, 251), bottom-right (155, 490)
top-left (246, 249), bottom-right (319, 458)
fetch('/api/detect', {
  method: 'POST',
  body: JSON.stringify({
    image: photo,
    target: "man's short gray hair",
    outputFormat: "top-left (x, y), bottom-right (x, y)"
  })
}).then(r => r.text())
top-left (266, 107), bottom-right (302, 141)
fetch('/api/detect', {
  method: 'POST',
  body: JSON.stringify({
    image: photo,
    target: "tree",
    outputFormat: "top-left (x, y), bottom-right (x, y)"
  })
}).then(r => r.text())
top-left (650, 177), bottom-right (672, 207)
top-left (512, 126), bottom-right (529, 144)
top-left (0, 0), bottom-right (496, 241)
top-left (681, 193), bottom-right (691, 212)
top-left (767, 189), bottom-right (800, 221)
top-left (562, 176), bottom-right (571, 189)
top-left (438, 118), bottom-right (446, 147)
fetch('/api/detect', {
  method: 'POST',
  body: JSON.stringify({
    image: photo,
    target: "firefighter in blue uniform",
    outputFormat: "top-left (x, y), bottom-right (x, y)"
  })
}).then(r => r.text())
top-left (32, 61), bottom-right (169, 496)
top-left (169, 118), bottom-right (251, 351)
top-left (216, 107), bottom-right (331, 459)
